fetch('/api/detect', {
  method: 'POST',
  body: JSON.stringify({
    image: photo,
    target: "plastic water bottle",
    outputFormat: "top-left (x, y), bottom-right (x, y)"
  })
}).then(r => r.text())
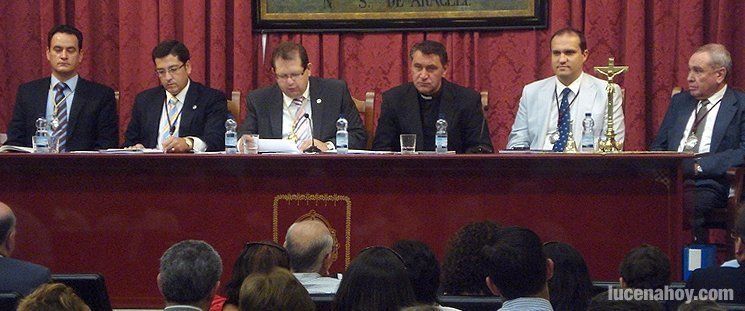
top-left (336, 115), bottom-right (348, 154)
top-left (225, 119), bottom-right (237, 154)
top-left (33, 118), bottom-right (50, 153)
top-left (435, 114), bottom-right (448, 154)
top-left (580, 113), bottom-right (595, 152)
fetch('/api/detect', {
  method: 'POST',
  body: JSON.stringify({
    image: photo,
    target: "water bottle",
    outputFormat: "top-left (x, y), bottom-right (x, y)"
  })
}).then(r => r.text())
top-left (435, 114), bottom-right (448, 154)
top-left (225, 119), bottom-right (237, 154)
top-left (33, 118), bottom-right (50, 153)
top-left (580, 112), bottom-right (595, 152)
top-left (336, 115), bottom-right (349, 154)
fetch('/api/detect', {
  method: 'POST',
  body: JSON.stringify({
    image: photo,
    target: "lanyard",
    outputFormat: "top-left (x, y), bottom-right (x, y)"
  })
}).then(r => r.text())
top-left (553, 84), bottom-right (581, 114)
top-left (164, 98), bottom-right (184, 135)
top-left (689, 99), bottom-right (722, 134)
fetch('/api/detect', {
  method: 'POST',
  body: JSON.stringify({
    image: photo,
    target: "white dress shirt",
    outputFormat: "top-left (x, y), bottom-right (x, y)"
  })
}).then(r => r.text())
top-left (677, 85), bottom-right (727, 153)
top-left (46, 75), bottom-right (79, 123)
top-left (156, 80), bottom-right (207, 152)
top-left (542, 73), bottom-right (583, 150)
top-left (281, 83), bottom-right (312, 139)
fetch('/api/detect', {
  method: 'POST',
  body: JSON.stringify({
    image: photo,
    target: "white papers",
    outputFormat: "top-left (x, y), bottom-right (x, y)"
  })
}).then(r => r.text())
top-left (687, 248), bottom-right (702, 271)
top-left (98, 148), bottom-right (163, 154)
top-left (258, 139), bottom-right (301, 154)
top-left (0, 145), bottom-right (33, 153)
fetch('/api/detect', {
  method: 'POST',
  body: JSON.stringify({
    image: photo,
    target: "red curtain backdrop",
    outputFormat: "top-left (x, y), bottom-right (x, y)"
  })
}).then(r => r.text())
top-left (1, 0), bottom-right (744, 151)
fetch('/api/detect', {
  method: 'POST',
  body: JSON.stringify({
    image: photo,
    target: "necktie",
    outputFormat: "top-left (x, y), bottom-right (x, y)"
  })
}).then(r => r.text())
top-left (160, 98), bottom-right (179, 146)
top-left (552, 88), bottom-right (572, 152)
top-left (292, 96), bottom-right (311, 146)
top-left (687, 99), bottom-right (711, 153)
top-left (53, 82), bottom-right (69, 152)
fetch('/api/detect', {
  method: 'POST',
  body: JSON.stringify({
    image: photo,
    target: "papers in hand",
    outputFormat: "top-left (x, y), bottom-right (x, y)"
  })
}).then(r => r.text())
top-left (258, 139), bottom-right (300, 154)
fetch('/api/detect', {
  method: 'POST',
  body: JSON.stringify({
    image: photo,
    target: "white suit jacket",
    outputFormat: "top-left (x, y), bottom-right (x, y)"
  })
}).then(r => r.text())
top-left (507, 73), bottom-right (625, 150)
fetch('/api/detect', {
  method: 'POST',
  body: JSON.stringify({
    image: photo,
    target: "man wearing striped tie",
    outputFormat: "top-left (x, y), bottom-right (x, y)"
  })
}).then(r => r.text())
top-left (6, 25), bottom-right (119, 151)
top-left (238, 42), bottom-right (367, 152)
top-left (124, 40), bottom-right (228, 153)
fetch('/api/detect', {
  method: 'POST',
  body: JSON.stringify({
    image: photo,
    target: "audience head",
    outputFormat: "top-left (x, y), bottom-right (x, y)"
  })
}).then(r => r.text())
top-left (441, 220), bottom-right (501, 295)
top-left (0, 201), bottom-right (17, 257)
top-left (238, 267), bottom-right (314, 311)
top-left (271, 41), bottom-right (311, 99)
top-left (152, 40), bottom-right (192, 96)
top-left (223, 241), bottom-right (290, 307)
top-left (285, 219), bottom-right (335, 275)
top-left (550, 27), bottom-right (589, 86)
top-left (587, 291), bottom-right (664, 311)
top-left (333, 246), bottom-right (416, 311)
top-left (17, 283), bottom-right (90, 311)
top-left (484, 226), bottom-right (553, 301)
top-left (46, 25), bottom-right (84, 81)
top-left (409, 40), bottom-right (448, 96)
top-left (734, 207), bottom-right (745, 264)
top-left (392, 240), bottom-right (441, 305)
top-left (619, 244), bottom-right (670, 290)
top-left (543, 241), bottom-right (593, 311)
top-left (677, 300), bottom-right (725, 311)
top-left (688, 43), bottom-right (731, 100)
top-left (158, 240), bottom-right (222, 309)
top-left (401, 305), bottom-right (440, 311)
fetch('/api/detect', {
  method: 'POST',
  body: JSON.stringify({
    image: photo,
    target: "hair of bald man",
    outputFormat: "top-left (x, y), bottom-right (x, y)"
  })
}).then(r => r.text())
top-left (0, 202), bottom-right (16, 246)
top-left (285, 220), bottom-right (334, 273)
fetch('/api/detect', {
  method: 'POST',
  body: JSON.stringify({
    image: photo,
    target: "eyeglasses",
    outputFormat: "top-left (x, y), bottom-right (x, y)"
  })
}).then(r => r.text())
top-left (275, 69), bottom-right (306, 81)
top-left (155, 63), bottom-right (186, 77)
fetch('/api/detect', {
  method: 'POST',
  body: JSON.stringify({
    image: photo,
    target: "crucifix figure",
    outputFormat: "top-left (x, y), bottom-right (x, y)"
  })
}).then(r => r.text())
top-left (593, 57), bottom-right (628, 153)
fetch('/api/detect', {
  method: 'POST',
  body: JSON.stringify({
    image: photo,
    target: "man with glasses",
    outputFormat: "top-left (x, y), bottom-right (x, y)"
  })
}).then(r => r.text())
top-left (651, 43), bottom-right (745, 242)
top-left (124, 40), bottom-right (227, 152)
top-left (6, 25), bottom-right (118, 151)
top-left (238, 42), bottom-right (366, 152)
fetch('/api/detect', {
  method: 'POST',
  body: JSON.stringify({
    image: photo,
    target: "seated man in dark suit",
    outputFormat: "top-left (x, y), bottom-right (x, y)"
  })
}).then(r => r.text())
top-left (686, 208), bottom-right (745, 303)
top-left (0, 201), bottom-right (51, 296)
top-left (6, 25), bottom-right (118, 151)
top-left (238, 42), bottom-right (366, 152)
top-left (372, 40), bottom-right (493, 153)
top-left (650, 43), bottom-right (745, 242)
top-left (124, 40), bottom-right (227, 152)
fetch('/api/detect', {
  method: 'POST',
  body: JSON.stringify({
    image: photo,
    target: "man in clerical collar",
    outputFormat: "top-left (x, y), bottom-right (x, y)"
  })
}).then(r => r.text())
top-left (372, 40), bottom-right (493, 154)
top-left (507, 27), bottom-right (625, 151)
top-left (6, 24), bottom-right (119, 151)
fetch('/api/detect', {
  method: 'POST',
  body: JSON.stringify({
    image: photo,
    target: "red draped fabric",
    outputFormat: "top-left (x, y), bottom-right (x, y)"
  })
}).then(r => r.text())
top-left (1, 1), bottom-right (744, 151)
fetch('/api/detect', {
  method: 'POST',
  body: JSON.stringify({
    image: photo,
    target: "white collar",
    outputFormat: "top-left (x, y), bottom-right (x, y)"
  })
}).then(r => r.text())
top-left (283, 81), bottom-right (311, 109)
top-left (166, 79), bottom-right (191, 104)
top-left (703, 84), bottom-right (727, 105)
top-left (555, 72), bottom-right (583, 97)
top-left (163, 305), bottom-right (202, 311)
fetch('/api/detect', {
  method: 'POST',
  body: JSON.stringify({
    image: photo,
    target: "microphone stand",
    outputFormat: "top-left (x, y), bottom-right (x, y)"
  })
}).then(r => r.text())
top-left (302, 113), bottom-right (322, 153)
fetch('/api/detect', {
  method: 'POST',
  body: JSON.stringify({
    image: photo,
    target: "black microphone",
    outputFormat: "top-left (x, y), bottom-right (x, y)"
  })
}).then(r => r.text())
top-left (302, 113), bottom-right (322, 153)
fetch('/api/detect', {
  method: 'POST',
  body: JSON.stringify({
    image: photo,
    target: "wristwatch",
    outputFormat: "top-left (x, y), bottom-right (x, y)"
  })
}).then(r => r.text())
top-left (694, 160), bottom-right (703, 175)
top-left (184, 137), bottom-right (194, 151)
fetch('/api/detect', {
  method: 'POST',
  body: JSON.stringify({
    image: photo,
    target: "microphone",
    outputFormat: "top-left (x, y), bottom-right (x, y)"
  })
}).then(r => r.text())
top-left (302, 113), bottom-right (322, 153)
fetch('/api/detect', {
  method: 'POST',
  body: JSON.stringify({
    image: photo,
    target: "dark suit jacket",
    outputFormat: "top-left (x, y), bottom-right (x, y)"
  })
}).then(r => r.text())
top-left (686, 265), bottom-right (745, 303)
top-left (6, 77), bottom-right (119, 150)
top-left (123, 81), bottom-right (228, 151)
top-left (650, 87), bottom-right (745, 194)
top-left (372, 79), bottom-right (493, 154)
top-left (238, 76), bottom-right (367, 149)
top-left (0, 257), bottom-right (51, 296)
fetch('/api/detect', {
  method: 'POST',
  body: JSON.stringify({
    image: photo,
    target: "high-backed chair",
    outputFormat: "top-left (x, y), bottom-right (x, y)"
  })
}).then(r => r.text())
top-left (52, 274), bottom-right (112, 311)
top-left (352, 91), bottom-right (375, 149)
top-left (0, 292), bottom-right (20, 311)
top-left (227, 91), bottom-right (241, 121)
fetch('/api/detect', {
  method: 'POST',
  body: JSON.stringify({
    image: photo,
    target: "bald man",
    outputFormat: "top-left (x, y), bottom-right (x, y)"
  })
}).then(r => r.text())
top-left (0, 202), bottom-right (51, 296)
top-left (284, 219), bottom-right (339, 294)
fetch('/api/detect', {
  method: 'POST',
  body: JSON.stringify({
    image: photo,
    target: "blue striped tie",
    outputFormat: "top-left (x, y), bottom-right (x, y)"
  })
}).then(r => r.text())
top-left (552, 88), bottom-right (572, 152)
top-left (53, 82), bottom-right (69, 152)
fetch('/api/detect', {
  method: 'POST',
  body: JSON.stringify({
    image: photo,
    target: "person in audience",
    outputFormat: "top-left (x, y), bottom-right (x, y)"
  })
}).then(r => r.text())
top-left (587, 291), bottom-right (664, 311)
top-left (543, 241), bottom-right (593, 311)
top-left (440, 221), bottom-right (501, 295)
top-left (238, 267), bottom-right (314, 311)
top-left (211, 241), bottom-right (290, 311)
top-left (17, 283), bottom-right (90, 311)
top-left (6, 24), bottom-right (119, 151)
top-left (677, 300), bottom-right (725, 311)
top-left (392, 240), bottom-right (460, 310)
top-left (619, 244), bottom-right (670, 290)
top-left (507, 27), bottom-right (624, 151)
top-left (238, 41), bottom-right (366, 152)
top-left (284, 219), bottom-right (340, 294)
top-left (483, 226), bottom-right (553, 311)
top-left (686, 208), bottom-right (745, 303)
top-left (0, 201), bottom-right (51, 296)
top-left (124, 40), bottom-right (228, 152)
top-left (372, 40), bottom-right (493, 153)
top-left (650, 43), bottom-right (745, 242)
top-left (158, 240), bottom-right (222, 311)
top-left (333, 246), bottom-right (416, 311)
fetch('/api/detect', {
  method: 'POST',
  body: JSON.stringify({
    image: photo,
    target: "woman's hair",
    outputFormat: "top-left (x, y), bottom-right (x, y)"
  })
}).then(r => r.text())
top-left (17, 283), bottom-right (90, 311)
top-left (440, 221), bottom-right (501, 295)
top-left (543, 241), bottom-right (593, 311)
top-left (333, 246), bottom-right (416, 311)
top-left (224, 241), bottom-right (290, 306)
top-left (238, 267), bottom-right (314, 311)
